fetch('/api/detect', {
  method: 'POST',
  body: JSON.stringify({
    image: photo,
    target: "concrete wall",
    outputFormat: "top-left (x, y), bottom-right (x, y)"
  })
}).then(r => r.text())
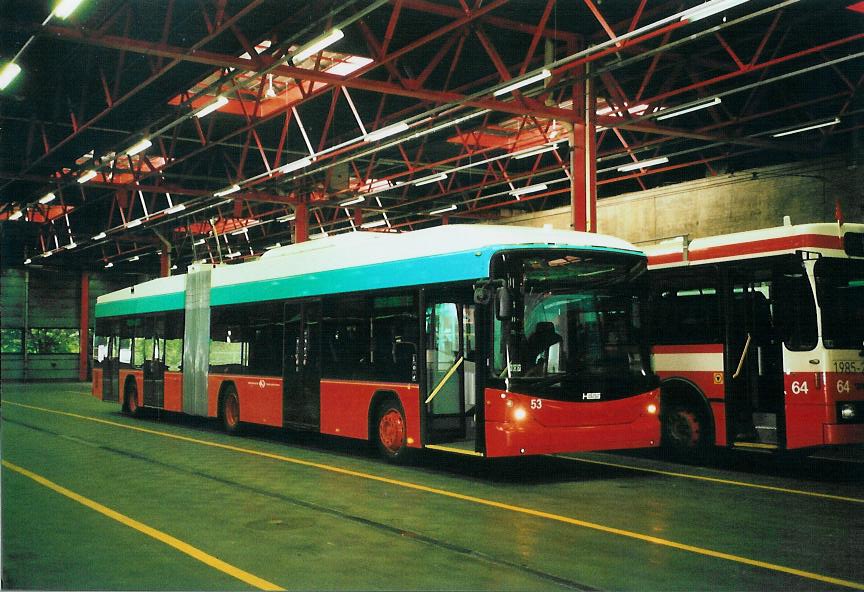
top-left (1, 269), bottom-right (131, 382)
top-left (494, 157), bottom-right (864, 244)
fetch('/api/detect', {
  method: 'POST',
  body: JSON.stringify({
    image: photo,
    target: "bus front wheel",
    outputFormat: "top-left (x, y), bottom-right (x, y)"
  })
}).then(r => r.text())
top-left (375, 400), bottom-right (408, 463)
top-left (662, 406), bottom-right (707, 456)
top-left (220, 386), bottom-right (241, 435)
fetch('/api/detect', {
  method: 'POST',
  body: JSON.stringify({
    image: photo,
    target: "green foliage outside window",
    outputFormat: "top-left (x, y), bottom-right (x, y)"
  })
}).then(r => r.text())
top-left (26, 329), bottom-right (80, 354)
top-left (1, 329), bottom-right (23, 353)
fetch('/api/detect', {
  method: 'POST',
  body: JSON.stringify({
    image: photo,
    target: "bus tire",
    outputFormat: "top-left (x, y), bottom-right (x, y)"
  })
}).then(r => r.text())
top-left (662, 405), bottom-right (708, 457)
top-left (219, 384), bottom-right (241, 435)
top-left (123, 379), bottom-right (141, 417)
top-left (374, 399), bottom-right (409, 463)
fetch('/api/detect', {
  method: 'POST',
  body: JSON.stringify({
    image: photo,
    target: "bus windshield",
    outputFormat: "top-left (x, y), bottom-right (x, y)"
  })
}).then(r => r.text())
top-left (815, 258), bottom-right (864, 350)
top-left (492, 250), bottom-right (657, 401)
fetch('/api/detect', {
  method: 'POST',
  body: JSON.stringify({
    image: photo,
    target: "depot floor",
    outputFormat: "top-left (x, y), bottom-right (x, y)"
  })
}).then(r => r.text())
top-left (2, 382), bottom-right (863, 591)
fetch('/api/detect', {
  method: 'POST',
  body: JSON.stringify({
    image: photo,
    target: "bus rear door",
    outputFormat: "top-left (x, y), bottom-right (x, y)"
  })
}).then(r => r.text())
top-left (283, 301), bottom-right (321, 428)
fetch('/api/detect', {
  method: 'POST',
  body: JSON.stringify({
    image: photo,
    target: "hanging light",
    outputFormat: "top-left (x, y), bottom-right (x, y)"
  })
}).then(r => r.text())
top-left (617, 157), bottom-right (669, 172)
top-left (195, 96), bottom-right (229, 118)
top-left (413, 173), bottom-right (447, 186)
top-left (92, 231), bottom-right (107, 240)
top-left (772, 118), bottom-right (840, 138)
top-left (53, 0), bottom-right (86, 19)
top-left (124, 138), bottom-right (152, 157)
top-left (656, 97), bottom-right (722, 120)
top-left (0, 62), bottom-right (21, 90)
top-left (429, 204), bottom-right (457, 215)
top-left (291, 29), bottom-right (344, 65)
top-left (77, 170), bottom-right (98, 183)
top-left (213, 184), bottom-right (241, 197)
top-left (493, 69), bottom-right (551, 97)
top-left (364, 121), bottom-right (410, 142)
top-left (509, 183), bottom-right (548, 198)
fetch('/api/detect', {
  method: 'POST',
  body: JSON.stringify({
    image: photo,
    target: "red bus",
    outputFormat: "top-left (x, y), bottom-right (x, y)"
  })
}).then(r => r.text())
top-left (645, 222), bottom-right (864, 455)
top-left (92, 224), bottom-right (660, 461)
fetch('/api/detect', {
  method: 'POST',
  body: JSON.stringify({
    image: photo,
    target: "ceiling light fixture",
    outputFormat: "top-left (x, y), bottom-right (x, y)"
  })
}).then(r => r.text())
top-left (656, 97), bottom-right (722, 120)
top-left (226, 250), bottom-right (242, 259)
top-left (92, 231), bottom-right (107, 240)
top-left (509, 183), bottom-right (548, 198)
top-left (193, 238), bottom-right (206, 246)
top-left (214, 184), bottom-right (241, 197)
top-left (360, 219), bottom-right (387, 229)
top-left (39, 192), bottom-right (56, 204)
top-left (514, 144), bottom-right (559, 159)
top-left (128, 255), bottom-right (140, 262)
top-left (165, 203), bottom-right (186, 214)
top-left (265, 242), bottom-right (282, 250)
top-left (0, 62), bottom-right (21, 90)
top-left (195, 96), bottom-right (229, 118)
top-left (363, 121), bottom-right (410, 142)
top-left (9, 210), bottom-right (23, 220)
top-left (43, 250), bottom-right (53, 258)
top-left (680, 0), bottom-right (751, 22)
top-left (277, 213), bottom-right (296, 222)
top-left (77, 170), bottom-right (98, 183)
top-left (276, 156), bottom-right (314, 174)
top-left (53, 0), bottom-right (86, 18)
top-left (24, 258), bottom-right (32, 265)
top-left (413, 173), bottom-right (448, 186)
top-left (339, 196), bottom-right (365, 207)
top-left (230, 227), bottom-right (250, 236)
top-left (492, 69), bottom-right (551, 97)
top-left (104, 262), bottom-right (114, 268)
top-left (772, 117), bottom-right (840, 137)
top-left (291, 29), bottom-right (344, 65)
top-left (124, 138), bottom-right (152, 156)
top-left (65, 242), bottom-right (77, 250)
top-left (126, 218), bottom-right (143, 228)
top-left (429, 204), bottom-right (457, 215)
top-left (617, 156), bottom-right (670, 172)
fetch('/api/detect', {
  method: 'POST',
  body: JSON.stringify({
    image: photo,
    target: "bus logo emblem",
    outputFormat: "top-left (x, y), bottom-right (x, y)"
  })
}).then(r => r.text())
top-left (713, 373), bottom-right (723, 385)
top-left (259, 379), bottom-right (266, 389)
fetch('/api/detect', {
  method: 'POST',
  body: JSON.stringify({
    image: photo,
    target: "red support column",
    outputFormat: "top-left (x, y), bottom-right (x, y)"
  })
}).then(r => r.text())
top-left (570, 65), bottom-right (597, 232)
top-left (294, 203), bottom-right (309, 243)
top-left (79, 272), bottom-right (89, 382)
top-left (160, 251), bottom-right (171, 277)
top-left (353, 207), bottom-right (363, 228)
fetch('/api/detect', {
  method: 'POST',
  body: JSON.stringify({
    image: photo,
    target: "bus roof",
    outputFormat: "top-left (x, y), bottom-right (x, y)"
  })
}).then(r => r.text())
top-left (96, 224), bottom-right (641, 318)
top-left (645, 222), bottom-right (864, 269)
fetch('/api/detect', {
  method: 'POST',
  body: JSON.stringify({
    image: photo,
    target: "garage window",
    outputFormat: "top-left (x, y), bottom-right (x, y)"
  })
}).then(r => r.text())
top-left (26, 328), bottom-right (80, 354)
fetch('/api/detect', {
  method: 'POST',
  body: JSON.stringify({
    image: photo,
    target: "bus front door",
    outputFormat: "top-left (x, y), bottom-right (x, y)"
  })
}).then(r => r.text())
top-left (102, 335), bottom-right (120, 402)
top-left (424, 300), bottom-right (480, 451)
top-left (143, 322), bottom-right (165, 408)
top-left (282, 301), bottom-right (321, 428)
top-left (726, 271), bottom-right (784, 446)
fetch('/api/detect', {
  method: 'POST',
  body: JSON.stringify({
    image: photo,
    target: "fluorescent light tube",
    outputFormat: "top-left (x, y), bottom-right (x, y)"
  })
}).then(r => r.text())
top-left (509, 183), bottom-right (548, 197)
top-left (226, 251), bottom-right (242, 259)
top-left (214, 184), bottom-right (241, 197)
top-left (265, 243), bottom-right (282, 250)
top-left (363, 122), bottom-right (409, 142)
top-left (429, 204), bottom-right (457, 215)
top-left (128, 256), bottom-right (140, 262)
top-left (39, 192), bottom-right (56, 204)
top-left (43, 250), bottom-right (53, 258)
top-left (195, 96), bottom-right (229, 118)
top-left (126, 218), bottom-right (143, 228)
top-left (339, 196), bottom-right (365, 206)
top-left (413, 173), bottom-right (448, 186)
top-left (194, 238), bottom-right (206, 246)
top-left (104, 262), bottom-right (114, 268)
top-left (165, 203), bottom-right (186, 214)
top-left (772, 118), bottom-right (840, 137)
top-left (92, 232), bottom-right (107, 240)
top-left (617, 156), bottom-right (669, 172)
top-left (230, 227), bottom-right (249, 236)
top-left (65, 242), bottom-right (77, 250)
top-left (77, 170), bottom-right (98, 183)
top-left (360, 219), bottom-right (387, 229)
top-left (0, 62), bottom-right (21, 90)
top-left (9, 210), bottom-right (23, 220)
top-left (53, 0), bottom-right (86, 18)
top-left (514, 144), bottom-right (559, 159)
top-left (277, 213), bottom-right (296, 222)
top-left (493, 69), bottom-right (551, 97)
top-left (656, 97), bottom-right (722, 120)
top-left (125, 138), bottom-right (152, 156)
top-left (277, 156), bottom-right (313, 174)
top-left (291, 29), bottom-right (344, 65)
top-left (681, 0), bottom-right (750, 22)
top-left (24, 258), bottom-right (32, 265)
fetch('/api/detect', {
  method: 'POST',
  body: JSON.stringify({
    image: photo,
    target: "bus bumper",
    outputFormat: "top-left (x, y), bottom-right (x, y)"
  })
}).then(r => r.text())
top-left (823, 423), bottom-right (864, 446)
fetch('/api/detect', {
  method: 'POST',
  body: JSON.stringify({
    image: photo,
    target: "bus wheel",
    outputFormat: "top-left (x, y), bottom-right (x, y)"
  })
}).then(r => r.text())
top-left (662, 406), bottom-right (705, 456)
top-left (124, 381), bottom-right (141, 417)
top-left (375, 400), bottom-right (408, 462)
top-left (220, 386), bottom-right (241, 435)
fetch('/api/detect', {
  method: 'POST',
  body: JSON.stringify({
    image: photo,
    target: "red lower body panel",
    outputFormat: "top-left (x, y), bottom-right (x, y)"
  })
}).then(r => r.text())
top-left (207, 374), bottom-right (283, 427)
top-left (483, 388), bottom-right (660, 457)
top-left (92, 368), bottom-right (103, 399)
top-left (320, 380), bottom-right (421, 448)
top-left (163, 372), bottom-right (183, 412)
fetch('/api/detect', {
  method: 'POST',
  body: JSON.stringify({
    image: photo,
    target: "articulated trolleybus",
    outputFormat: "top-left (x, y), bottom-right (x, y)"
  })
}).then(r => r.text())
top-left (646, 222), bottom-right (864, 455)
top-left (93, 225), bottom-right (660, 460)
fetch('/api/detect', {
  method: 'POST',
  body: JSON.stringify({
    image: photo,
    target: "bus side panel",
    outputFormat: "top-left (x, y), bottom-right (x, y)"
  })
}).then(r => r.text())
top-left (710, 402), bottom-right (728, 446)
top-left (163, 371), bottom-right (183, 412)
top-left (207, 374), bottom-right (283, 427)
top-left (483, 388), bottom-right (660, 457)
top-left (118, 369), bottom-right (143, 409)
top-left (785, 370), bottom-right (864, 448)
top-left (92, 368), bottom-right (103, 399)
top-left (320, 380), bottom-right (421, 447)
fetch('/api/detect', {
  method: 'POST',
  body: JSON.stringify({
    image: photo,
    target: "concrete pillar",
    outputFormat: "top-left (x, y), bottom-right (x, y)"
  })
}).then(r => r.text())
top-left (79, 272), bottom-right (89, 382)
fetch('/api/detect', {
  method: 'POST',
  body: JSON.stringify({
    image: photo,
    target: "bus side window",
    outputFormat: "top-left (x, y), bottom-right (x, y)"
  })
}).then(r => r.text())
top-left (773, 262), bottom-right (817, 351)
top-left (650, 269), bottom-right (720, 345)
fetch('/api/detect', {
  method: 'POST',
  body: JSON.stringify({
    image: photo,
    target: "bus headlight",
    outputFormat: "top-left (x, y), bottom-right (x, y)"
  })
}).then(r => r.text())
top-left (513, 407), bottom-right (527, 421)
top-left (840, 403), bottom-right (856, 420)
top-left (647, 403), bottom-right (658, 415)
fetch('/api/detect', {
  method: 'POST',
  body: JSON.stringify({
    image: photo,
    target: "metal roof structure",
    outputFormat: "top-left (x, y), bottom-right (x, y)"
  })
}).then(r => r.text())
top-left (1, 0), bottom-right (862, 273)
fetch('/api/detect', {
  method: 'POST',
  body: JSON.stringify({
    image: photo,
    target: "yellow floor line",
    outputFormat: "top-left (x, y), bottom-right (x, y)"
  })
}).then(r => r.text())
top-left (2, 459), bottom-right (282, 591)
top-left (6, 400), bottom-right (863, 591)
top-left (555, 455), bottom-right (864, 504)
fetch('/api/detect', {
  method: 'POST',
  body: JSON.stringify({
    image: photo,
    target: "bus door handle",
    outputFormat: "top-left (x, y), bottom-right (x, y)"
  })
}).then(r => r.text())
top-left (732, 333), bottom-right (751, 379)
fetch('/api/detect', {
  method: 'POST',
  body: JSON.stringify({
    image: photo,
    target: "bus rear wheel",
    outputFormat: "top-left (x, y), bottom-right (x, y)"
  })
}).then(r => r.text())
top-left (662, 406), bottom-right (707, 457)
top-left (375, 400), bottom-right (408, 463)
top-left (220, 386), bottom-right (241, 435)
top-left (124, 381), bottom-right (141, 417)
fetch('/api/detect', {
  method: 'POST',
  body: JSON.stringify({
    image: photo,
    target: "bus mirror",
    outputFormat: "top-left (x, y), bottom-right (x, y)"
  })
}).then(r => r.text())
top-left (496, 287), bottom-right (512, 320)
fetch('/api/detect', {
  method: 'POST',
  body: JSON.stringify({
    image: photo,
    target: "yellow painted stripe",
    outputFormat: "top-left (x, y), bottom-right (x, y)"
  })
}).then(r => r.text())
top-left (6, 400), bottom-right (863, 591)
top-left (555, 455), bottom-right (864, 504)
top-left (425, 444), bottom-right (484, 457)
top-left (733, 442), bottom-right (778, 450)
top-left (2, 459), bottom-right (282, 591)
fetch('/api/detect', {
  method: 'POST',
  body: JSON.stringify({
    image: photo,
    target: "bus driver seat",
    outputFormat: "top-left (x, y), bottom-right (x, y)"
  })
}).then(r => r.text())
top-left (524, 321), bottom-right (563, 376)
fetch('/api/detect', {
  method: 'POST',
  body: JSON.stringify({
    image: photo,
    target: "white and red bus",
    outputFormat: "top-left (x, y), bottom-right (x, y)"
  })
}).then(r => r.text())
top-left (92, 225), bottom-right (660, 461)
top-left (645, 222), bottom-right (864, 455)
